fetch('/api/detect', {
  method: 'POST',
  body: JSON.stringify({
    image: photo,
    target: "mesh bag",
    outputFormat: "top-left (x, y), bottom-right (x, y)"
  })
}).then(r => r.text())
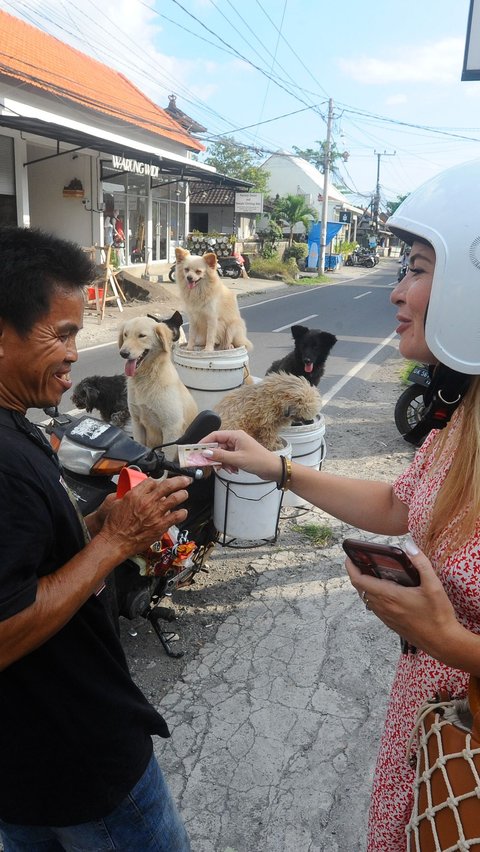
top-left (406, 677), bottom-right (480, 851)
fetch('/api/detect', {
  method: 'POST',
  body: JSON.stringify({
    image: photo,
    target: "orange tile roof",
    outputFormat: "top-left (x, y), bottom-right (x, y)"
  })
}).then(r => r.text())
top-left (0, 10), bottom-right (204, 152)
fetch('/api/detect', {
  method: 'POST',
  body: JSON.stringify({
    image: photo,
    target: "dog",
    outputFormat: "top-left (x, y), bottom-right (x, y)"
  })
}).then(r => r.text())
top-left (72, 374), bottom-right (130, 428)
top-left (118, 316), bottom-right (198, 455)
top-left (175, 247), bottom-right (253, 351)
top-left (266, 325), bottom-right (337, 387)
top-left (146, 309), bottom-right (187, 348)
top-left (71, 311), bottom-right (186, 429)
top-left (215, 372), bottom-right (322, 451)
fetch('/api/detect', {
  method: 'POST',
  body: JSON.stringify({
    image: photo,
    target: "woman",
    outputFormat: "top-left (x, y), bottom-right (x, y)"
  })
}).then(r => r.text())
top-left (201, 159), bottom-right (480, 850)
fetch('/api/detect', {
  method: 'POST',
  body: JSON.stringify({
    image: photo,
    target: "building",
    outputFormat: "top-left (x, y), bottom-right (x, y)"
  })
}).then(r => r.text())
top-left (0, 11), bottom-right (248, 271)
top-left (259, 151), bottom-right (364, 244)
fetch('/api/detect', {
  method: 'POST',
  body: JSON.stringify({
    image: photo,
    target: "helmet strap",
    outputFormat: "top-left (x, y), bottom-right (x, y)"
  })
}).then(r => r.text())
top-left (403, 364), bottom-right (471, 446)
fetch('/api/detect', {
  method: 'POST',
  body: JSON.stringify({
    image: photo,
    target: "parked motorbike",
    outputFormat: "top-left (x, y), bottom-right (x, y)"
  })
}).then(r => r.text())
top-left (217, 254), bottom-right (250, 279)
top-left (397, 262), bottom-right (408, 282)
top-left (345, 249), bottom-right (376, 269)
top-left (394, 364), bottom-right (431, 439)
top-left (45, 408), bottom-right (221, 657)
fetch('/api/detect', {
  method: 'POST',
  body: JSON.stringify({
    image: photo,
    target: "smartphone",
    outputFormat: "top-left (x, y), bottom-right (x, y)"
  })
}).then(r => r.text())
top-left (342, 538), bottom-right (420, 587)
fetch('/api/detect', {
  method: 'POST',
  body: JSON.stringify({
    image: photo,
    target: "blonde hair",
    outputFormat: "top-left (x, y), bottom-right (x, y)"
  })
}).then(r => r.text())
top-left (425, 375), bottom-right (480, 557)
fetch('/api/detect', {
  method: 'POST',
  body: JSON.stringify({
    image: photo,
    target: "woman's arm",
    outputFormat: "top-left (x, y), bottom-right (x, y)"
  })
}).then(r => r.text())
top-left (202, 429), bottom-right (409, 536)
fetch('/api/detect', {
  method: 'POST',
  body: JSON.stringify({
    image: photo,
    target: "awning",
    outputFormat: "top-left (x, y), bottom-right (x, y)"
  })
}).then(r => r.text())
top-left (0, 112), bottom-right (251, 189)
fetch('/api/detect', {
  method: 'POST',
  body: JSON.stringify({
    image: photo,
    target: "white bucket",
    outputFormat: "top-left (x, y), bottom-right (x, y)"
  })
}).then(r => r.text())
top-left (279, 415), bottom-right (326, 508)
top-left (173, 346), bottom-right (249, 410)
top-left (214, 441), bottom-right (291, 545)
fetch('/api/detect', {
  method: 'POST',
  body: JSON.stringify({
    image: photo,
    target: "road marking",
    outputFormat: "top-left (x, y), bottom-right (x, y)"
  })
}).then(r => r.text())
top-left (272, 314), bottom-right (317, 332)
top-left (321, 331), bottom-right (397, 409)
top-left (354, 291), bottom-right (372, 300)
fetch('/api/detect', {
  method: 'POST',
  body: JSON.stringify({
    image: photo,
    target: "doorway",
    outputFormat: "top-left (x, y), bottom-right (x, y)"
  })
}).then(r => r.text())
top-left (152, 200), bottom-right (168, 261)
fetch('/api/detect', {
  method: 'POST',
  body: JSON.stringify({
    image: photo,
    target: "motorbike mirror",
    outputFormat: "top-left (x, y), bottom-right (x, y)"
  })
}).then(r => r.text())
top-left (174, 410), bottom-right (221, 447)
top-left (43, 406), bottom-right (59, 417)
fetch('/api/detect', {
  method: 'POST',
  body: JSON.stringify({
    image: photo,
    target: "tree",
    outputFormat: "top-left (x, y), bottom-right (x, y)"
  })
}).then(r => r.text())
top-left (386, 194), bottom-right (409, 216)
top-left (203, 137), bottom-right (269, 193)
top-left (292, 140), bottom-right (349, 176)
top-left (272, 194), bottom-right (317, 246)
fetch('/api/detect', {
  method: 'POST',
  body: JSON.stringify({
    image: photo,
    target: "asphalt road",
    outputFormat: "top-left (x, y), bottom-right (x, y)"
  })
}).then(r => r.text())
top-left (45, 263), bottom-right (398, 420)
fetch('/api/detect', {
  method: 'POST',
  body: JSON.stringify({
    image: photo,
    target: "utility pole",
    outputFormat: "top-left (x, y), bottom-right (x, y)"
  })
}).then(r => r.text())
top-left (319, 97), bottom-right (334, 275)
top-left (373, 150), bottom-right (395, 235)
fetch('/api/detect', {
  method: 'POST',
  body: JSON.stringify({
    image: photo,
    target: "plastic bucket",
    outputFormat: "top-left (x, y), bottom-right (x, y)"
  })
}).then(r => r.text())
top-left (279, 416), bottom-right (326, 508)
top-left (173, 346), bottom-right (249, 410)
top-left (213, 441), bottom-right (291, 545)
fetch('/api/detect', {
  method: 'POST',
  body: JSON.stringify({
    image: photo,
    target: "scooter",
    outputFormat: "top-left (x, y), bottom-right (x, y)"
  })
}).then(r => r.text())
top-left (217, 254), bottom-right (250, 279)
top-left (45, 408), bottom-right (221, 657)
top-left (345, 249), bottom-right (376, 268)
top-left (394, 364), bottom-right (431, 440)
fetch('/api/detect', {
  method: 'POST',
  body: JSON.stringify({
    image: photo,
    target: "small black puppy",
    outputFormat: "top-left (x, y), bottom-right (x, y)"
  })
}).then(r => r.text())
top-left (266, 324), bottom-right (337, 387)
top-left (72, 374), bottom-right (129, 427)
top-left (72, 310), bottom-right (185, 426)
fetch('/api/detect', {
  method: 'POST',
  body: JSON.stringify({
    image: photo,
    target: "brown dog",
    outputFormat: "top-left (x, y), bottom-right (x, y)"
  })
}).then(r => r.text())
top-left (118, 316), bottom-right (198, 456)
top-left (175, 247), bottom-right (252, 352)
top-left (215, 372), bottom-right (322, 451)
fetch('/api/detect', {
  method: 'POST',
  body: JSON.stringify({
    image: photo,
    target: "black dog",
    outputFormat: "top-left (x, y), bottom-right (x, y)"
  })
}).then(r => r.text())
top-left (72, 373), bottom-right (130, 427)
top-left (266, 324), bottom-right (337, 387)
top-left (72, 311), bottom-right (185, 426)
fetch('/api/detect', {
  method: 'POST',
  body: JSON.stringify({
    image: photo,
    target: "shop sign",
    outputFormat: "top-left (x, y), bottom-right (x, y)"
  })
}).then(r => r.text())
top-left (111, 155), bottom-right (160, 178)
top-left (235, 192), bottom-right (263, 213)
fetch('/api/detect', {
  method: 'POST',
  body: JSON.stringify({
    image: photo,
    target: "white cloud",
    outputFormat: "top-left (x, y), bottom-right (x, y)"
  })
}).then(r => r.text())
top-left (385, 94), bottom-right (408, 105)
top-left (338, 38), bottom-right (464, 84)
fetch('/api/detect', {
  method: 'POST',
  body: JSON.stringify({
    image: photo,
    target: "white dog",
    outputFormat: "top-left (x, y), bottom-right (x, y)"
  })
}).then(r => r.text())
top-left (175, 247), bottom-right (252, 351)
top-left (118, 316), bottom-right (198, 458)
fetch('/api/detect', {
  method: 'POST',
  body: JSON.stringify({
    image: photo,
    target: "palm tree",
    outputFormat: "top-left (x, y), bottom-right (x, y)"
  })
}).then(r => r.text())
top-left (272, 194), bottom-right (317, 246)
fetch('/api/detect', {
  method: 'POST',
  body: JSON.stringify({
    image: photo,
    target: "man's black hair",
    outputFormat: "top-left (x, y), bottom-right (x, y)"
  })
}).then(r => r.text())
top-left (0, 226), bottom-right (95, 335)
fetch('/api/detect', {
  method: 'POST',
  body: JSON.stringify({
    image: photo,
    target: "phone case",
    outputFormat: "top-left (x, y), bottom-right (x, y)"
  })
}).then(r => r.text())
top-left (342, 538), bottom-right (420, 587)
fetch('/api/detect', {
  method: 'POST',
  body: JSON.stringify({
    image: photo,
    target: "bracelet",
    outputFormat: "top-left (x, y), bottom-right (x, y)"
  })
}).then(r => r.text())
top-left (276, 455), bottom-right (292, 491)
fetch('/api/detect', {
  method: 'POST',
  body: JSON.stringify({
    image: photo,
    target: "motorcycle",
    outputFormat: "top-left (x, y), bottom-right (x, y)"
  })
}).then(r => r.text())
top-left (168, 259), bottom-right (222, 282)
top-left (394, 364), bottom-right (431, 439)
top-left (45, 408), bottom-right (221, 657)
top-left (397, 263), bottom-right (408, 282)
top-left (345, 249), bottom-right (376, 269)
top-left (217, 254), bottom-right (250, 279)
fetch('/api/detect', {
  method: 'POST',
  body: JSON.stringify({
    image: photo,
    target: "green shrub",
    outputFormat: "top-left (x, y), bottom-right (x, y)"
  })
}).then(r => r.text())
top-left (249, 256), bottom-right (298, 282)
top-left (283, 241), bottom-right (308, 266)
top-left (261, 242), bottom-right (279, 259)
top-left (336, 240), bottom-right (358, 256)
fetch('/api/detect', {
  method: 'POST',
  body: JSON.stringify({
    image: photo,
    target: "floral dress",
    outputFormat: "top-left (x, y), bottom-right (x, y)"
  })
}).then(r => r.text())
top-left (367, 411), bottom-right (480, 851)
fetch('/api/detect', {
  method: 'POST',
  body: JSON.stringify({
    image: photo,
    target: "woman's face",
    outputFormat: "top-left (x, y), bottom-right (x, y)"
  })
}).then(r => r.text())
top-left (390, 240), bottom-right (436, 363)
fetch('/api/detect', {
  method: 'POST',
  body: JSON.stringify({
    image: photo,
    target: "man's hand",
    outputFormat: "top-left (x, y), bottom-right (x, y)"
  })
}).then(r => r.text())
top-left (97, 475), bottom-right (191, 559)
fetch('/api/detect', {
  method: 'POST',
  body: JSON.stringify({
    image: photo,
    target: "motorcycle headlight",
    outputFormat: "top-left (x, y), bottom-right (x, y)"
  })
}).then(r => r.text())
top-left (58, 436), bottom-right (105, 474)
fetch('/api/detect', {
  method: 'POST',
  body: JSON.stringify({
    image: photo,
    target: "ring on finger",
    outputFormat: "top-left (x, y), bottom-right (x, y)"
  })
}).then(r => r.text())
top-left (361, 590), bottom-right (371, 611)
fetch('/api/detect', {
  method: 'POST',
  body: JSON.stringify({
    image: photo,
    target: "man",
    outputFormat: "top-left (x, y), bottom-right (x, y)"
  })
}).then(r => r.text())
top-left (0, 227), bottom-right (191, 852)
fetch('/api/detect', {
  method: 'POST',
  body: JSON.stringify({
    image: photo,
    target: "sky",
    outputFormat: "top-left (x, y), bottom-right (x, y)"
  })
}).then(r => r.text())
top-left (2, 0), bottom-right (479, 207)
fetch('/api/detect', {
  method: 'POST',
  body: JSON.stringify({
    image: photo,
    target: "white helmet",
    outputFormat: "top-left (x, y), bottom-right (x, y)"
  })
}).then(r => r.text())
top-left (387, 158), bottom-right (480, 375)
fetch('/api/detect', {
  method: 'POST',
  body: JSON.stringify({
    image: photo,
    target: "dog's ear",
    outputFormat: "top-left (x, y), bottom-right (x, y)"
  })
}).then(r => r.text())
top-left (175, 247), bottom-right (189, 262)
top-left (169, 310), bottom-right (183, 329)
top-left (204, 252), bottom-right (218, 270)
top-left (321, 332), bottom-right (338, 351)
top-left (291, 325), bottom-right (309, 340)
top-left (154, 322), bottom-right (173, 351)
top-left (83, 384), bottom-right (100, 411)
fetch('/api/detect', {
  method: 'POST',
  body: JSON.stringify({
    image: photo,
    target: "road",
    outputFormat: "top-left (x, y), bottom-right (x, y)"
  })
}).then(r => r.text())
top-left (34, 264), bottom-right (398, 424)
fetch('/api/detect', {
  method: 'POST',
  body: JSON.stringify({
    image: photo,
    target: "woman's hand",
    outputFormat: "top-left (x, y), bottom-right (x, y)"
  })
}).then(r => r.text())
top-left (201, 429), bottom-right (283, 482)
top-left (345, 538), bottom-right (464, 664)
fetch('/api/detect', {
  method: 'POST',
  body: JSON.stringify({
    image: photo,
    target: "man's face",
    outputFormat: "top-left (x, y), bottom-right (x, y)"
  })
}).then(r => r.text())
top-left (0, 288), bottom-right (84, 413)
